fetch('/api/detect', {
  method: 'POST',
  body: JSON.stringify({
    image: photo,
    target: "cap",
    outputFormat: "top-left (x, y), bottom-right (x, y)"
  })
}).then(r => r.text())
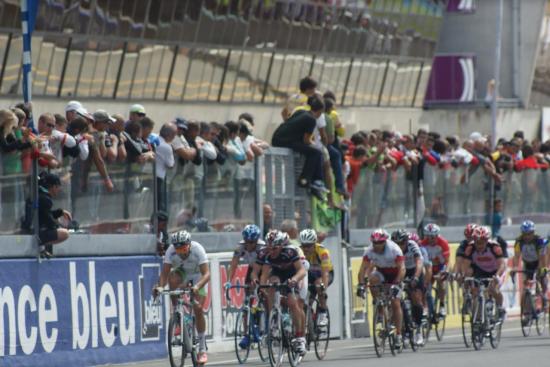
top-left (129, 104), bottom-right (146, 115)
top-left (76, 106), bottom-right (93, 120)
top-left (65, 100), bottom-right (83, 112)
top-left (93, 110), bottom-right (116, 123)
top-left (469, 132), bottom-right (482, 141)
top-left (174, 117), bottom-right (188, 130)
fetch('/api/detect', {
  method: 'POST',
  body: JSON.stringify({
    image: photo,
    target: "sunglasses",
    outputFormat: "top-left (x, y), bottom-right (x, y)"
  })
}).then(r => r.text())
top-left (301, 243), bottom-right (314, 248)
top-left (46, 123), bottom-right (55, 128)
top-left (372, 241), bottom-right (385, 245)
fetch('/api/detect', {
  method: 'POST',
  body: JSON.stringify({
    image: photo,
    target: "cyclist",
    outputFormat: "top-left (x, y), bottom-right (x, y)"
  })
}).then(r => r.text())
top-left (300, 228), bottom-right (333, 327)
top-left (260, 230), bottom-right (308, 355)
top-left (512, 220), bottom-right (548, 310)
top-left (153, 230), bottom-right (210, 364)
top-left (455, 223), bottom-right (478, 277)
top-left (391, 229), bottom-right (426, 345)
top-left (463, 226), bottom-right (507, 319)
top-left (225, 224), bottom-right (265, 349)
top-left (357, 229), bottom-right (405, 348)
top-left (420, 223), bottom-right (450, 317)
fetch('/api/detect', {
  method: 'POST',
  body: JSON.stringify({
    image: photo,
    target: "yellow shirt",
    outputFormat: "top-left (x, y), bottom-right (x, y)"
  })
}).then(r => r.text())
top-left (304, 244), bottom-right (333, 273)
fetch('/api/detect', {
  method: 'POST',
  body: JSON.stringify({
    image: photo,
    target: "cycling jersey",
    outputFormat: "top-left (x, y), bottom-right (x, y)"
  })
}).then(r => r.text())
top-left (363, 240), bottom-right (404, 282)
top-left (233, 239), bottom-right (266, 266)
top-left (456, 239), bottom-right (469, 258)
top-left (305, 243), bottom-right (333, 274)
top-left (420, 236), bottom-right (450, 273)
top-left (514, 235), bottom-right (547, 263)
top-left (164, 242), bottom-right (209, 289)
top-left (264, 246), bottom-right (300, 282)
top-left (464, 241), bottom-right (503, 277)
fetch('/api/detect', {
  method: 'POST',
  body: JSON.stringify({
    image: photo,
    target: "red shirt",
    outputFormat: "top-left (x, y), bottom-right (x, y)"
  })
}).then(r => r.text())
top-left (514, 156), bottom-right (549, 171)
top-left (420, 236), bottom-right (450, 273)
top-left (346, 156), bottom-right (364, 193)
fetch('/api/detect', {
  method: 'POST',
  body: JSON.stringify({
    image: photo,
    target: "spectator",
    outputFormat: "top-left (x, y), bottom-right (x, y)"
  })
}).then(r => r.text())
top-left (233, 119), bottom-right (260, 218)
top-left (156, 123), bottom-right (177, 212)
top-left (281, 76), bottom-right (318, 120)
top-left (515, 145), bottom-right (549, 170)
top-left (140, 116), bottom-right (160, 147)
top-left (65, 117), bottom-right (90, 161)
top-left (263, 203), bottom-right (274, 237)
top-left (129, 104), bottom-right (146, 123)
top-left (65, 101), bottom-right (83, 122)
top-left (107, 114), bottom-right (127, 163)
top-left (197, 122), bottom-right (218, 161)
top-left (280, 219), bottom-right (300, 246)
top-left (38, 172), bottom-right (71, 258)
top-left (54, 114), bottom-right (68, 132)
top-left (272, 95), bottom-right (326, 199)
top-left (182, 120), bottom-right (204, 210)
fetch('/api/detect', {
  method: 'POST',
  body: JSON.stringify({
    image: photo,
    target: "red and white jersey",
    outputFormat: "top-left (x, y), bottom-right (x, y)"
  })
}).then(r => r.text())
top-left (420, 236), bottom-right (450, 272)
top-left (363, 240), bottom-right (404, 276)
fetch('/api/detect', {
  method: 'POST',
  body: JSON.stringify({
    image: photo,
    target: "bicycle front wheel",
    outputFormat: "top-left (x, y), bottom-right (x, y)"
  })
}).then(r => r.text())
top-left (520, 293), bottom-right (533, 337)
top-left (490, 314), bottom-right (502, 349)
top-left (267, 309), bottom-right (284, 367)
top-left (435, 298), bottom-right (446, 341)
top-left (314, 302), bottom-right (330, 360)
top-left (471, 300), bottom-right (484, 351)
top-left (234, 308), bottom-right (251, 364)
top-left (373, 304), bottom-right (386, 357)
top-left (535, 294), bottom-right (547, 335)
top-left (168, 313), bottom-right (185, 367)
top-left (461, 298), bottom-right (472, 348)
top-left (256, 301), bottom-right (270, 362)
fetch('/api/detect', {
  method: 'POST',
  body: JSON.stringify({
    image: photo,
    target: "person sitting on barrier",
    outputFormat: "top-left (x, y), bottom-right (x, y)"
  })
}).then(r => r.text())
top-left (153, 230), bottom-right (210, 364)
top-left (300, 228), bottom-right (333, 327)
top-left (357, 228), bottom-right (405, 349)
top-left (38, 172), bottom-right (72, 258)
top-left (463, 226), bottom-right (507, 319)
top-left (272, 94), bottom-right (327, 200)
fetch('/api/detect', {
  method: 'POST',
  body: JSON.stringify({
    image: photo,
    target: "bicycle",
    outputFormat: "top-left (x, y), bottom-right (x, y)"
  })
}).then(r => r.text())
top-left (425, 271), bottom-right (448, 342)
top-left (304, 284), bottom-right (330, 360)
top-left (369, 283), bottom-right (399, 358)
top-left (260, 283), bottom-right (301, 367)
top-left (510, 270), bottom-right (548, 337)
top-left (158, 288), bottom-right (203, 367)
top-left (401, 278), bottom-right (422, 352)
top-left (459, 276), bottom-right (474, 348)
top-left (466, 277), bottom-right (503, 350)
top-left (225, 284), bottom-right (269, 364)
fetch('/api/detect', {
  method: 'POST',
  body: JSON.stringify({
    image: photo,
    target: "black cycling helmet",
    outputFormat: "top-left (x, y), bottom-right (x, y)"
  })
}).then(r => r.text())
top-left (391, 229), bottom-right (409, 243)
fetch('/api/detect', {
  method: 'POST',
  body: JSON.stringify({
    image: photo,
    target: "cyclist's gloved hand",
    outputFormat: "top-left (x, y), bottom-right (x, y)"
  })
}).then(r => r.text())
top-left (356, 284), bottom-right (366, 299)
top-left (224, 281), bottom-right (232, 290)
top-left (390, 285), bottom-right (401, 298)
top-left (288, 278), bottom-right (298, 289)
top-left (152, 286), bottom-right (163, 299)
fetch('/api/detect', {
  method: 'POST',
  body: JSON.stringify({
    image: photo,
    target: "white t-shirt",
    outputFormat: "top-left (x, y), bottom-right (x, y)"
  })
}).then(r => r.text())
top-left (236, 135), bottom-right (255, 180)
top-left (155, 136), bottom-right (175, 179)
top-left (171, 134), bottom-right (190, 151)
top-left (312, 114), bottom-right (327, 149)
top-left (163, 241), bottom-right (209, 277)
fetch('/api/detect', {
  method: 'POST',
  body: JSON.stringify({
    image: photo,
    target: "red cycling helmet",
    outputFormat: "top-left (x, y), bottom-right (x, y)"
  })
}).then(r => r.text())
top-left (464, 223), bottom-right (478, 239)
top-left (472, 226), bottom-right (490, 241)
top-left (371, 228), bottom-right (389, 243)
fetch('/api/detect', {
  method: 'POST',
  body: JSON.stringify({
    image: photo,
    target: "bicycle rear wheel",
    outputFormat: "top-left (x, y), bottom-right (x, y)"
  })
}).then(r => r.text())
top-left (234, 308), bottom-right (251, 364)
top-left (314, 302), bottom-right (330, 360)
top-left (168, 313), bottom-right (185, 367)
top-left (267, 309), bottom-right (284, 367)
top-left (520, 293), bottom-right (533, 337)
top-left (373, 304), bottom-right (386, 357)
top-left (461, 298), bottom-right (472, 348)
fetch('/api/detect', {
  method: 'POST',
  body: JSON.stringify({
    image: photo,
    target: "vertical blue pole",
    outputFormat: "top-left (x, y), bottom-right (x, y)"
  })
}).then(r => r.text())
top-left (20, 0), bottom-right (36, 131)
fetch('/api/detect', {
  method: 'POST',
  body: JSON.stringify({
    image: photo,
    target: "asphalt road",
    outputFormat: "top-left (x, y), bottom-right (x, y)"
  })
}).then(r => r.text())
top-left (104, 324), bottom-right (550, 367)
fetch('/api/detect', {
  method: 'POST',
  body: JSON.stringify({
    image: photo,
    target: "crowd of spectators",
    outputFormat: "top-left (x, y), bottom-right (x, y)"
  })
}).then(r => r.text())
top-left (0, 100), bottom-right (270, 237)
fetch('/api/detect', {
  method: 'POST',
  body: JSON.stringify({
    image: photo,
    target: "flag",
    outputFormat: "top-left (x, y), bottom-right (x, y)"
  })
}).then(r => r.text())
top-left (20, 0), bottom-right (38, 131)
top-left (311, 197), bottom-right (342, 233)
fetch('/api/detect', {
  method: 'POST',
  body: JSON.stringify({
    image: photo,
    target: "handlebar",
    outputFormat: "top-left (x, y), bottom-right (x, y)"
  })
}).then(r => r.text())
top-left (225, 284), bottom-right (251, 303)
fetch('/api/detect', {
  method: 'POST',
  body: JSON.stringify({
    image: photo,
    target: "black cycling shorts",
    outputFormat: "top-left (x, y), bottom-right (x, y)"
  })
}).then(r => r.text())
top-left (308, 269), bottom-right (334, 286)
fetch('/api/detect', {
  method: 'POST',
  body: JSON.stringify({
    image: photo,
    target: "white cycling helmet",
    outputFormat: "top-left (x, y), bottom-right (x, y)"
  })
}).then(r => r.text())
top-left (171, 230), bottom-right (191, 247)
top-left (299, 229), bottom-right (318, 244)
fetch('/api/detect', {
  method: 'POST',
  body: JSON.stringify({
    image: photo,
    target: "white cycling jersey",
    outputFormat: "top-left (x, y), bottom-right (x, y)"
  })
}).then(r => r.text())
top-left (233, 239), bottom-right (266, 266)
top-left (164, 241), bottom-right (209, 277)
top-left (363, 240), bottom-right (404, 271)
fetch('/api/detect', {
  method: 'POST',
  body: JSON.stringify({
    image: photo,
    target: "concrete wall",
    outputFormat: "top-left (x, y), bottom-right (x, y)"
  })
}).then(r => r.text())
top-left (436, 0), bottom-right (546, 104)
top-left (1, 96), bottom-right (541, 142)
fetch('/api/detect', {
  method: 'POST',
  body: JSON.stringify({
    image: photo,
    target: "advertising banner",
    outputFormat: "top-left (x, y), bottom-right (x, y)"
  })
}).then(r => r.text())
top-left (0, 256), bottom-right (167, 367)
top-left (219, 261), bottom-right (249, 339)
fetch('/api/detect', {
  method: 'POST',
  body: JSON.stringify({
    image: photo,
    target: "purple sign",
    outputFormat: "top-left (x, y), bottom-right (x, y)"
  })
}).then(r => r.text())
top-left (424, 54), bottom-right (476, 105)
top-left (447, 0), bottom-right (476, 13)
top-left (446, 0), bottom-right (476, 13)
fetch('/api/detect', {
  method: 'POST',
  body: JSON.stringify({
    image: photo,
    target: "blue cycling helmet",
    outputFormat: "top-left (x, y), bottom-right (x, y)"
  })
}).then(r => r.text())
top-left (242, 224), bottom-right (261, 242)
top-left (520, 220), bottom-right (535, 234)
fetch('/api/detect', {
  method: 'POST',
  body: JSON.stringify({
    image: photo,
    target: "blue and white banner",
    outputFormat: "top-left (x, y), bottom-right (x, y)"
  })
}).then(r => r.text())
top-left (0, 256), bottom-right (166, 367)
